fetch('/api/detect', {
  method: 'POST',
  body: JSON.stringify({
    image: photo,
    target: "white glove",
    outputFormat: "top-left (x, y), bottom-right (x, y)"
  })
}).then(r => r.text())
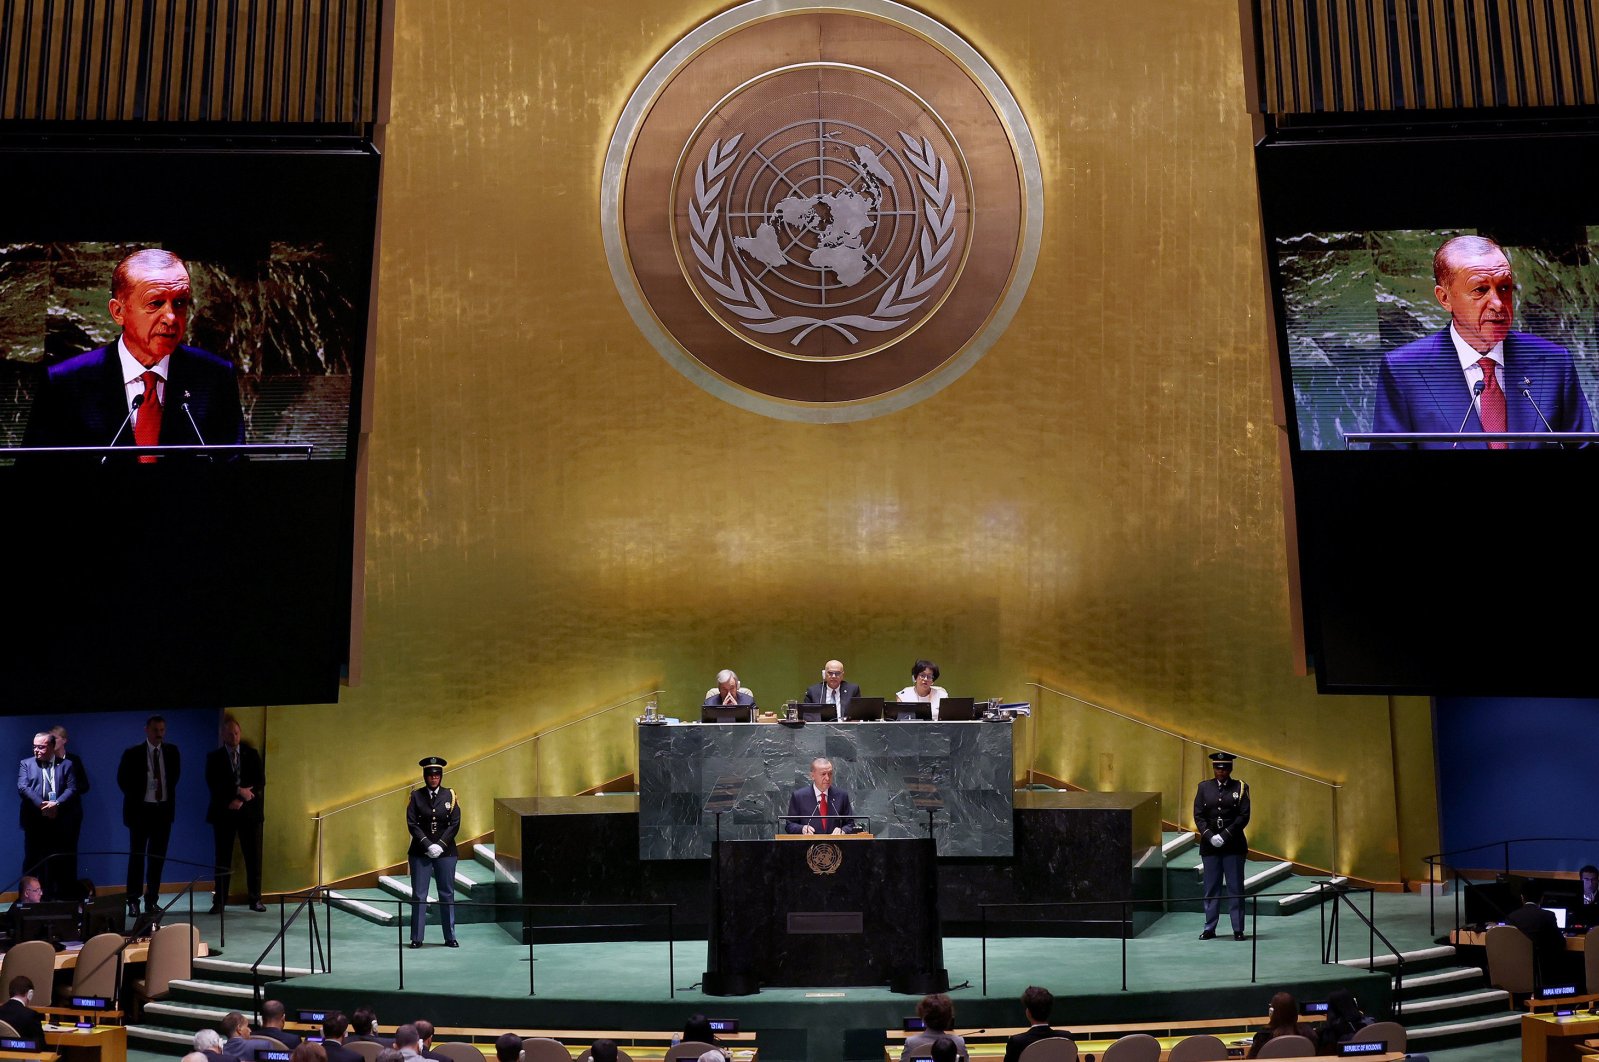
top-left (1209, 834), bottom-right (1224, 848)
top-left (426, 843), bottom-right (443, 858)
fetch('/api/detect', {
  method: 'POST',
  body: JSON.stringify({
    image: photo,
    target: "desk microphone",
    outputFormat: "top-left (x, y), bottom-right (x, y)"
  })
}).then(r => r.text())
top-left (102, 393), bottom-right (144, 465)
top-left (1451, 379), bottom-right (1485, 449)
top-left (180, 390), bottom-right (212, 460)
top-left (1520, 378), bottom-right (1562, 447)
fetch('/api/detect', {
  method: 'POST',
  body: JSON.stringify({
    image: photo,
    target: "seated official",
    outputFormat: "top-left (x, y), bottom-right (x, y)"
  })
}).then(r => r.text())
top-left (4, 877), bottom-right (43, 940)
top-left (1580, 864), bottom-right (1599, 907)
top-left (901, 994), bottom-right (968, 1062)
top-left (193, 1028), bottom-right (227, 1062)
top-left (1003, 985), bottom-right (1074, 1062)
top-left (256, 1000), bottom-right (301, 1049)
top-left (801, 659), bottom-right (861, 713)
top-left (703, 669), bottom-right (755, 708)
top-left (291, 1045), bottom-right (329, 1062)
top-left (0, 975), bottom-right (46, 1045)
top-left (895, 660), bottom-right (949, 718)
top-left (320, 1013), bottom-right (363, 1062)
top-left (220, 1011), bottom-right (281, 1060)
top-left (494, 1034), bottom-right (523, 1062)
top-left (784, 757), bottom-right (855, 835)
top-left (1247, 993), bottom-right (1313, 1059)
top-left (1314, 989), bottom-right (1373, 1054)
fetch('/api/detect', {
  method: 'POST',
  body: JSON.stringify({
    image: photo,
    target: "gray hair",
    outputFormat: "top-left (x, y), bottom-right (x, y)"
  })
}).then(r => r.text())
top-left (715, 669), bottom-right (738, 685)
top-left (194, 1030), bottom-right (225, 1052)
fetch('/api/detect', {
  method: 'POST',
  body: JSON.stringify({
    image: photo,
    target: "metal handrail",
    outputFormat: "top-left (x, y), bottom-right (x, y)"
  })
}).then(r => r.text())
top-left (1420, 835), bottom-right (1599, 935)
top-left (1317, 882), bottom-right (1406, 1017)
top-left (1028, 682), bottom-right (1344, 871)
top-left (310, 689), bottom-right (661, 885)
top-left (975, 884), bottom-right (1398, 1002)
top-left (251, 889), bottom-right (328, 1018)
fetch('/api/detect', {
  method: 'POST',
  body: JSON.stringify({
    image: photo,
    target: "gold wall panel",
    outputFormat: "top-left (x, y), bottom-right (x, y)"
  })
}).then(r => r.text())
top-left (258, 0), bottom-right (1438, 890)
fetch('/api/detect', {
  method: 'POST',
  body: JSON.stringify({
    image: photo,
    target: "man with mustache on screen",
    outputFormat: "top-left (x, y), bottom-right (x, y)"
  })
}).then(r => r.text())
top-left (22, 248), bottom-right (245, 459)
top-left (1372, 235), bottom-right (1592, 449)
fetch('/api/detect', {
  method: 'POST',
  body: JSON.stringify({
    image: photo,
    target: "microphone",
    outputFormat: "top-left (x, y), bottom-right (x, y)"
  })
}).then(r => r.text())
top-left (102, 393), bottom-right (144, 465)
top-left (1521, 377), bottom-right (1562, 447)
top-left (1451, 379), bottom-right (1486, 450)
top-left (180, 390), bottom-right (212, 460)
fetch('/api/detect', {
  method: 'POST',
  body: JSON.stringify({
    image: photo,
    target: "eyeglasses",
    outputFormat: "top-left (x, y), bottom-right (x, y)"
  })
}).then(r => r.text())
top-left (824, 670), bottom-right (843, 676)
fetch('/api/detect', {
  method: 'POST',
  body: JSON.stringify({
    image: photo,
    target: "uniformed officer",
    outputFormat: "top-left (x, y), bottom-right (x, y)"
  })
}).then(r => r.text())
top-left (405, 756), bottom-right (460, 948)
top-left (1194, 751), bottom-right (1250, 940)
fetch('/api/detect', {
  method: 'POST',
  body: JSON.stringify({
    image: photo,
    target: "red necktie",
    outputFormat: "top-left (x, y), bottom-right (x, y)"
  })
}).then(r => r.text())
top-left (818, 791), bottom-right (829, 832)
top-left (133, 370), bottom-right (163, 462)
top-left (1477, 357), bottom-right (1506, 449)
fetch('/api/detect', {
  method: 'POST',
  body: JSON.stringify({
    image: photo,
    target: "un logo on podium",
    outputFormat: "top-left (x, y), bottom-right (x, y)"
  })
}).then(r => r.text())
top-left (604, 0), bottom-right (1041, 421)
top-left (807, 842), bottom-right (844, 875)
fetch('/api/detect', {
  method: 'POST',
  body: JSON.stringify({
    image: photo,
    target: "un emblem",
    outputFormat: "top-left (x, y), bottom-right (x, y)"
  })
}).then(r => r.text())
top-left (806, 842), bottom-right (844, 875)
top-left (604, 0), bottom-right (1041, 421)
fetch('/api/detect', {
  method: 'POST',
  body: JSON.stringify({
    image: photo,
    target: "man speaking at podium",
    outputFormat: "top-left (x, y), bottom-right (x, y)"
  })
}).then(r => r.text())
top-left (784, 757), bottom-right (855, 835)
top-left (22, 248), bottom-right (245, 457)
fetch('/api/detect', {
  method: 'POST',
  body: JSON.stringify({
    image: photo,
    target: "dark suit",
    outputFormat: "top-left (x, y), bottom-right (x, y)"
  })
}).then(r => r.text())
top-left (1003, 1026), bottom-right (1074, 1062)
top-left (21, 342), bottom-right (245, 455)
top-left (1194, 776), bottom-right (1250, 934)
top-left (406, 785), bottom-right (461, 945)
top-left (205, 743), bottom-right (266, 905)
top-left (17, 754), bottom-right (79, 898)
top-left (116, 741), bottom-right (181, 908)
top-left (1507, 901), bottom-right (1566, 978)
top-left (0, 997), bottom-right (46, 1044)
top-left (57, 752), bottom-right (90, 898)
top-left (323, 1043), bottom-right (365, 1062)
top-left (256, 1028), bottom-right (301, 1050)
top-left (784, 784), bottom-right (855, 834)
top-left (801, 681), bottom-right (861, 711)
top-left (1373, 328), bottom-right (1592, 448)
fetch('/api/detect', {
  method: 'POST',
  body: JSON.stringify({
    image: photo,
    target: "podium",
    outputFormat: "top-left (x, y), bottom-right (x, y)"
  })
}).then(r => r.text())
top-left (702, 835), bottom-right (946, 996)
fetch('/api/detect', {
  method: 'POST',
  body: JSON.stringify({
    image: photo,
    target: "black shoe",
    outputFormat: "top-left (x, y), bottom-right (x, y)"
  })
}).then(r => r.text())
top-left (446, 939), bottom-right (460, 948)
top-left (408, 941), bottom-right (422, 949)
top-left (1234, 931), bottom-right (1247, 940)
top-left (1199, 929), bottom-right (1216, 940)
top-left (208, 902), bottom-right (224, 914)
top-left (127, 899), bottom-right (142, 915)
top-left (250, 901), bottom-right (268, 913)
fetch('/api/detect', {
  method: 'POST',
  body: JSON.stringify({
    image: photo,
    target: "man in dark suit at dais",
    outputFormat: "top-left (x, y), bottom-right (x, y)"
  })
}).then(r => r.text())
top-left (23, 248), bottom-right (244, 459)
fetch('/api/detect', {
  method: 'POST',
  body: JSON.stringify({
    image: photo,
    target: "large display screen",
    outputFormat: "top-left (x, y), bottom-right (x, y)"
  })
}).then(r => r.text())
top-left (1282, 228), bottom-right (1599, 451)
top-left (1258, 125), bottom-right (1599, 694)
top-left (0, 136), bottom-right (379, 712)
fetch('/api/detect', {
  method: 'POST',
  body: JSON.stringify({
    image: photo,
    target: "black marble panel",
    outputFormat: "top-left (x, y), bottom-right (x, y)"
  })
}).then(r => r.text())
top-left (637, 721), bottom-right (1014, 859)
top-left (495, 789), bottom-right (1163, 944)
top-left (712, 838), bottom-right (943, 992)
top-left (941, 790), bottom-right (1165, 936)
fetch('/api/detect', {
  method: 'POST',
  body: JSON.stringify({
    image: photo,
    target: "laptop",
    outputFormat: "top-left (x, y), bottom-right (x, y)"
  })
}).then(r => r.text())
top-left (797, 703), bottom-right (839, 723)
top-left (1545, 906), bottom-right (1570, 931)
top-left (889, 701), bottom-right (933, 721)
top-left (937, 697), bottom-right (978, 721)
top-left (701, 705), bottom-right (756, 723)
top-left (844, 696), bottom-right (885, 721)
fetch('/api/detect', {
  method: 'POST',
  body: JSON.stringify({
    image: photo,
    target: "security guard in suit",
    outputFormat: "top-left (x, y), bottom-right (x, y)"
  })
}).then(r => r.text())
top-left (406, 756), bottom-right (461, 948)
top-left (1194, 751), bottom-right (1250, 940)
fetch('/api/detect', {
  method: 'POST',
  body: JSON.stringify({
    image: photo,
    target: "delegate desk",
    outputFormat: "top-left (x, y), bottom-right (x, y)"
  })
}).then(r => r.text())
top-left (706, 836), bottom-right (943, 995)
top-left (43, 1026), bottom-right (126, 1062)
top-left (1452, 928), bottom-right (1587, 951)
top-left (1523, 1011), bottom-right (1599, 1062)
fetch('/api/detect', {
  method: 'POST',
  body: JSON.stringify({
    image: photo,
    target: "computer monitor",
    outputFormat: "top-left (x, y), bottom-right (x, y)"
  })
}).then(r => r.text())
top-left (797, 703), bottom-right (839, 722)
top-left (937, 697), bottom-right (977, 721)
top-left (701, 705), bottom-right (756, 723)
top-left (83, 894), bottom-right (127, 938)
top-left (1545, 906), bottom-right (1570, 930)
top-left (16, 900), bottom-right (81, 944)
top-left (889, 701), bottom-right (933, 721)
top-left (844, 696), bottom-right (884, 721)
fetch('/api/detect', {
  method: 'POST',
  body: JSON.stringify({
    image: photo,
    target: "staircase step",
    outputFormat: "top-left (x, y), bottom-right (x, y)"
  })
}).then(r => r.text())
top-left (1161, 832), bottom-right (1196, 858)
top-left (327, 890), bottom-right (399, 927)
top-left (1276, 877), bottom-right (1344, 913)
top-left (1401, 1011), bottom-right (1522, 1051)
top-left (473, 843), bottom-right (496, 871)
top-left (168, 978), bottom-right (256, 1000)
top-left (377, 866), bottom-right (493, 900)
top-left (1398, 966), bottom-right (1483, 995)
top-left (1391, 987), bottom-right (1510, 1019)
top-left (195, 955), bottom-right (324, 980)
top-left (1338, 944), bottom-right (1456, 970)
top-left (128, 1024), bottom-right (204, 1048)
top-left (144, 1000), bottom-right (234, 1028)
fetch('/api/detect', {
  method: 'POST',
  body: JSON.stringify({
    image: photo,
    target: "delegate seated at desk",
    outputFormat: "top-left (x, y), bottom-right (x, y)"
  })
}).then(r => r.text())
top-left (0, 975), bottom-right (46, 1045)
top-left (784, 757), bottom-right (854, 835)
